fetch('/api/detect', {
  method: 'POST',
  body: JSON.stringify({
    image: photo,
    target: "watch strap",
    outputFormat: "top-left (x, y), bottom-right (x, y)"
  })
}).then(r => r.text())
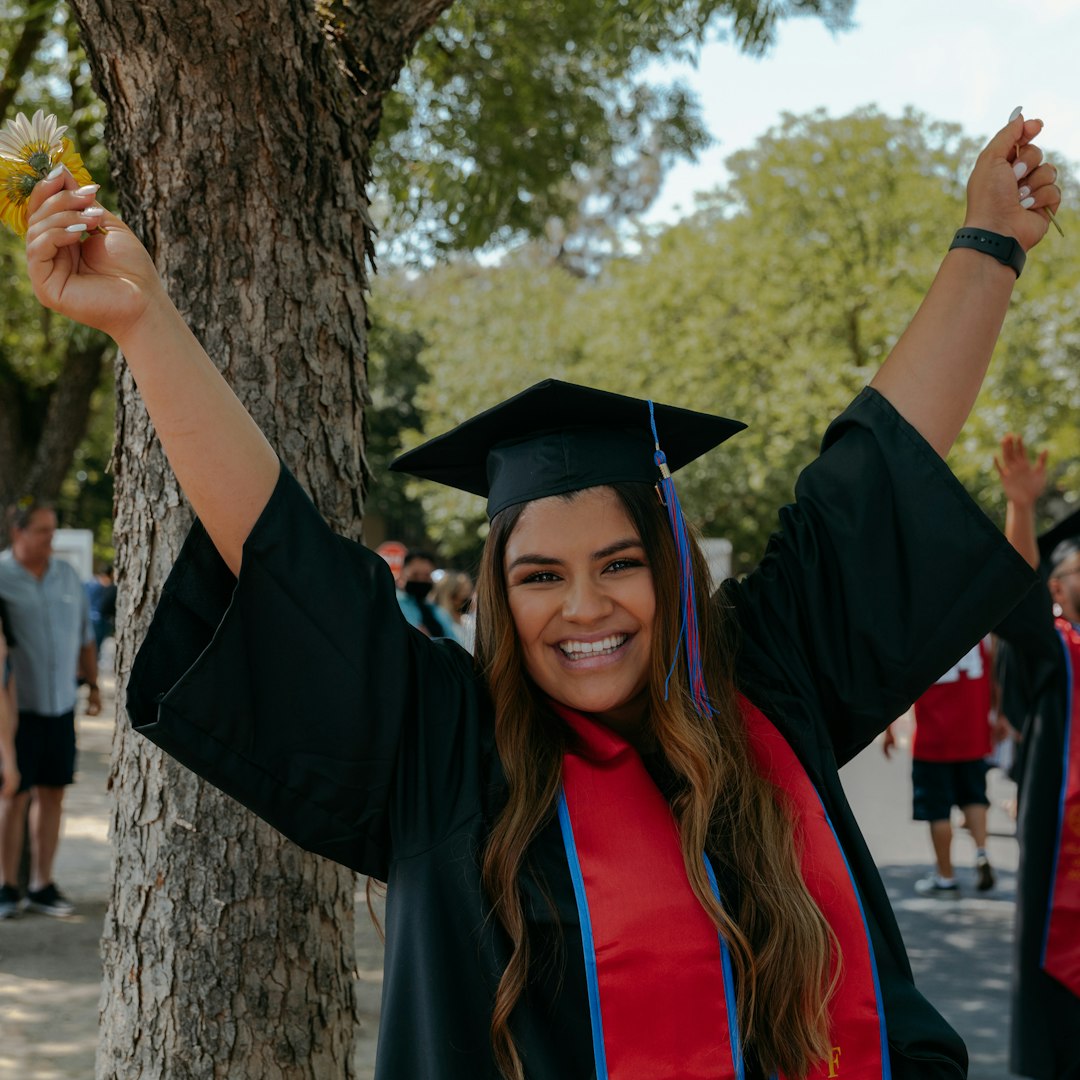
top-left (949, 228), bottom-right (1025, 278)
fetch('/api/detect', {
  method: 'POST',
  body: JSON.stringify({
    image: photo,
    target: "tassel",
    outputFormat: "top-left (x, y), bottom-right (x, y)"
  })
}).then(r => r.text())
top-left (648, 400), bottom-right (714, 717)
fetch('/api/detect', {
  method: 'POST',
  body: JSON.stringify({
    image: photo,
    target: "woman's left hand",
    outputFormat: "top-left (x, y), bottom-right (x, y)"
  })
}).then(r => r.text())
top-left (964, 114), bottom-right (1062, 251)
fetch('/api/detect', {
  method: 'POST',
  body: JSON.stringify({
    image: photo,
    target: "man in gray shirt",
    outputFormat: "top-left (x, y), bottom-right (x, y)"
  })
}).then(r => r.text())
top-left (0, 500), bottom-right (99, 919)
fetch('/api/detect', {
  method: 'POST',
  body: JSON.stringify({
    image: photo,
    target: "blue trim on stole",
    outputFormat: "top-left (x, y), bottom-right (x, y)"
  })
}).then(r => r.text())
top-left (557, 791), bottom-right (610, 1079)
top-left (703, 855), bottom-right (746, 1080)
top-left (558, 785), bottom-right (889, 1079)
top-left (1042, 630), bottom-right (1075, 966)
top-left (815, 791), bottom-right (891, 1079)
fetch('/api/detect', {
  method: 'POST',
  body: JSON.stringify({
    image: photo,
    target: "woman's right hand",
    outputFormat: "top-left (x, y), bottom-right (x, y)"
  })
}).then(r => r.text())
top-left (24, 167), bottom-right (166, 343)
top-left (964, 114), bottom-right (1061, 253)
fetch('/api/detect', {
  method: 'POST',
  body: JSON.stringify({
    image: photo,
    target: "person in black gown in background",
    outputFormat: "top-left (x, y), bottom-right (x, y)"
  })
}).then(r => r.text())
top-left (19, 115), bottom-right (1061, 1079)
top-left (994, 435), bottom-right (1080, 1080)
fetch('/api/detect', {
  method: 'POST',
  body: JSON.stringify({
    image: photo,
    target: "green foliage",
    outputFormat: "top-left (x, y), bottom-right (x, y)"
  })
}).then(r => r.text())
top-left (373, 0), bottom-right (853, 260)
top-left (951, 164), bottom-right (1080, 532)
top-left (373, 108), bottom-right (1080, 573)
top-left (55, 367), bottom-right (115, 563)
top-left (364, 283), bottom-right (435, 546)
top-left (2, 0), bottom-right (854, 542)
top-left (1, 0), bottom-right (114, 528)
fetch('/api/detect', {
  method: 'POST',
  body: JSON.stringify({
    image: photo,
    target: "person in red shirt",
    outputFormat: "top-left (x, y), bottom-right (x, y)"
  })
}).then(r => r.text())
top-left (885, 639), bottom-right (1000, 895)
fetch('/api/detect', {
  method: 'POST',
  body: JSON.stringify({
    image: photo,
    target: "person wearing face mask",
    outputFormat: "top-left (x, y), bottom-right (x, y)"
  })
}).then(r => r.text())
top-left (395, 550), bottom-right (458, 640)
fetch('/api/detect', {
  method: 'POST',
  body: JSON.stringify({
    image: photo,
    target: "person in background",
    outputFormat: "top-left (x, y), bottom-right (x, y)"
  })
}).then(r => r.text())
top-left (395, 549), bottom-right (458, 640)
top-left (433, 570), bottom-right (476, 652)
top-left (0, 598), bottom-right (19, 797)
top-left (85, 563), bottom-right (117, 655)
top-left (0, 613), bottom-right (18, 920)
top-left (993, 435), bottom-right (1080, 1080)
top-left (0, 500), bottom-right (99, 919)
top-left (883, 638), bottom-right (1003, 895)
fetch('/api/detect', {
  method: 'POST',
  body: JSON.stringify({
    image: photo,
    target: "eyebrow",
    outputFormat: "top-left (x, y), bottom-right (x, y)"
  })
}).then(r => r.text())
top-left (506, 537), bottom-right (644, 573)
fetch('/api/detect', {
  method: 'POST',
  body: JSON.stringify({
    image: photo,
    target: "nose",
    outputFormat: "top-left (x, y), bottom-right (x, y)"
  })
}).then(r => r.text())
top-left (562, 576), bottom-right (613, 623)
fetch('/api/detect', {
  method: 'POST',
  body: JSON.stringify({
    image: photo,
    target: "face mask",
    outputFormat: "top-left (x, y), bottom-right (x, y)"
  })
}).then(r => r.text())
top-left (404, 579), bottom-right (434, 602)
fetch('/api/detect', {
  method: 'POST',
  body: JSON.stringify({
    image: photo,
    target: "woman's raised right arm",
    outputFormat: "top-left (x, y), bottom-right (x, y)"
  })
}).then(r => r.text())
top-left (25, 169), bottom-right (278, 575)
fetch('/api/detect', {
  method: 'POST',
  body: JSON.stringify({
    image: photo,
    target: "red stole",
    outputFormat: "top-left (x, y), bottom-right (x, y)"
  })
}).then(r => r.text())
top-left (556, 697), bottom-right (888, 1080)
top-left (1043, 620), bottom-right (1080, 997)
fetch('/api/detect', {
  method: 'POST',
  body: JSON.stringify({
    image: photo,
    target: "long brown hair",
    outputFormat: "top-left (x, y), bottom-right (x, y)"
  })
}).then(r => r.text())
top-left (475, 482), bottom-right (840, 1079)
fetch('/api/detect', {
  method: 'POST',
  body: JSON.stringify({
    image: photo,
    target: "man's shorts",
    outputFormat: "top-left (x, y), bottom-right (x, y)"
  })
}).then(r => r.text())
top-left (912, 758), bottom-right (989, 822)
top-left (13, 710), bottom-right (77, 792)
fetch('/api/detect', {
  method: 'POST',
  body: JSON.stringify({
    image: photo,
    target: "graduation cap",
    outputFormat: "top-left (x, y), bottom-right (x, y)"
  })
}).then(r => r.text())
top-left (389, 379), bottom-right (745, 520)
top-left (1038, 507), bottom-right (1080, 575)
top-left (390, 379), bottom-right (747, 717)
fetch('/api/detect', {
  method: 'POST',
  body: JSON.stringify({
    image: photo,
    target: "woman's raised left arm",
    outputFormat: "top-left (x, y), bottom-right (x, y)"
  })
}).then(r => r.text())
top-left (870, 113), bottom-right (1061, 457)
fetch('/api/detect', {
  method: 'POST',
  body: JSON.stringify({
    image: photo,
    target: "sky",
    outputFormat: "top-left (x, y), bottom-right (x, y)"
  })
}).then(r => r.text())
top-left (645, 0), bottom-right (1080, 223)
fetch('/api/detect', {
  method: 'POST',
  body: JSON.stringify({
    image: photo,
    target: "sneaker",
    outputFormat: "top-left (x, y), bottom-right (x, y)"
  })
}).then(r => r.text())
top-left (976, 855), bottom-right (996, 892)
top-left (23, 883), bottom-right (75, 917)
top-left (0, 884), bottom-right (20, 919)
top-left (915, 874), bottom-right (959, 898)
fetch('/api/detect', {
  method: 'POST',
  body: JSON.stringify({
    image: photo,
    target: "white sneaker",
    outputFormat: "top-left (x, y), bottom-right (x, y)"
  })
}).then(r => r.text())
top-left (915, 874), bottom-right (959, 898)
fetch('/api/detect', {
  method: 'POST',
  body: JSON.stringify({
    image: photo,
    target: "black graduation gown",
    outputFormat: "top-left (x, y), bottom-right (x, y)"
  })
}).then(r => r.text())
top-left (126, 388), bottom-right (1035, 1080)
top-left (996, 582), bottom-right (1080, 1079)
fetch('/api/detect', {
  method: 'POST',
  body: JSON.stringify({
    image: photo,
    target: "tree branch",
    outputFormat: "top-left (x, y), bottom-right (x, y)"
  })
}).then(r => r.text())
top-left (0, 0), bottom-right (60, 118)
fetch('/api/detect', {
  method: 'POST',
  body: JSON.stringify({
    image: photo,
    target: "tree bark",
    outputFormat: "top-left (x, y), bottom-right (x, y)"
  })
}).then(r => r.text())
top-left (62, 0), bottom-right (450, 1075)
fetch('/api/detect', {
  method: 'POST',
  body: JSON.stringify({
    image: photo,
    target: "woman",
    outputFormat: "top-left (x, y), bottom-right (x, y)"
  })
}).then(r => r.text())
top-left (23, 114), bottom-right (1059, 1078)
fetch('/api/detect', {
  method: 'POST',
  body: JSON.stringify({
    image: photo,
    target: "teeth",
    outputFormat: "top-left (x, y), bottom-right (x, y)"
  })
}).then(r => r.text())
top-left (559, 634), bottom-right (627, 657)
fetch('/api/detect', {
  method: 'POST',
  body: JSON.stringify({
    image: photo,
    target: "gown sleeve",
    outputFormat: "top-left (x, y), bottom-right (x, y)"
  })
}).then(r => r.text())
top-left (725, 387), bottom-right (1037, 766)
top-left (125, 462), bottom-right (491, 880)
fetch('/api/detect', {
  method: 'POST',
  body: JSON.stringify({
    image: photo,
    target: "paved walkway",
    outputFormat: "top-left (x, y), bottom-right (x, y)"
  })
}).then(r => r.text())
top-left (0, 687), bottom-right (1023, 1078)
top-left (841, 714), bottom-right (1023, 1079)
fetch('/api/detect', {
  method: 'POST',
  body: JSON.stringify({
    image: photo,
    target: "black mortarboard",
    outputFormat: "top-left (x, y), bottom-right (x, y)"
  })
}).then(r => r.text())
top-left (1038, 507), bottom-right (1080, 575)
top-left (389, 379), bottom-right (745, 520)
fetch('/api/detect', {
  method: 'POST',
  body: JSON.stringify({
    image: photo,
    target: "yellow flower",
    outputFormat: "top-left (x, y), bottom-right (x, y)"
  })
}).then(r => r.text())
top-left (0, 110), bottom-right (94, 237)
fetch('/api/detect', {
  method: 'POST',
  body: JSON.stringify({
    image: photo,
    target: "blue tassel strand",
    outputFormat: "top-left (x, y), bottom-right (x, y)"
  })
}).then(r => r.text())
top-left (648, 400), bottom-right (714, 718)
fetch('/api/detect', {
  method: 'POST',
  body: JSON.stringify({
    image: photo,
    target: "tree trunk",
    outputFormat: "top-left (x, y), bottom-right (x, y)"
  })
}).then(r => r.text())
top-left (62, 0), bottom-right (449, 1074)
top-left (0, 334), bottom-right (111, 510)
top-left (23, 334), bottom-right (112, 503)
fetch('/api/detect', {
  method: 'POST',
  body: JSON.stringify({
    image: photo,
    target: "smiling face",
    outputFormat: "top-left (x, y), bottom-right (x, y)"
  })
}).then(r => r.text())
top-left (503, 486), bottom-right (656, 736)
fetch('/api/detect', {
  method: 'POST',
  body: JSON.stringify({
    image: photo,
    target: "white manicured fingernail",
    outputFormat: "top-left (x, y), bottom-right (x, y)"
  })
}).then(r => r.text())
top-left (1020, 196), bottom-right (1036, 209)
top-left (82, 206), bottom-right (105, 218)
top-left (65, 222), bottom-right (88, 233)
top-left (1019, 185), bottom-right (1031, 199)
top-left (1009, 105), bottom-right (1023, 122)
top-left (1013, 161), bottom-right (1029, 180)
top-left (74, 184), bottom-right (99, 197)
top-left (46, 164), bottom-right (65, 180)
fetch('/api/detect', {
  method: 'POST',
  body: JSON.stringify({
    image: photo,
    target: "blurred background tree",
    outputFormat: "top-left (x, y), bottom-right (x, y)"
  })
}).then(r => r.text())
top-left (4, 0), bottom-right (1077, 576)
top-left (0, 0), bottom-right (114, 559)
top-left (370, 107), bottom-right (1080, 575)
top-left (2, 0), bottom-right (855, 568)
